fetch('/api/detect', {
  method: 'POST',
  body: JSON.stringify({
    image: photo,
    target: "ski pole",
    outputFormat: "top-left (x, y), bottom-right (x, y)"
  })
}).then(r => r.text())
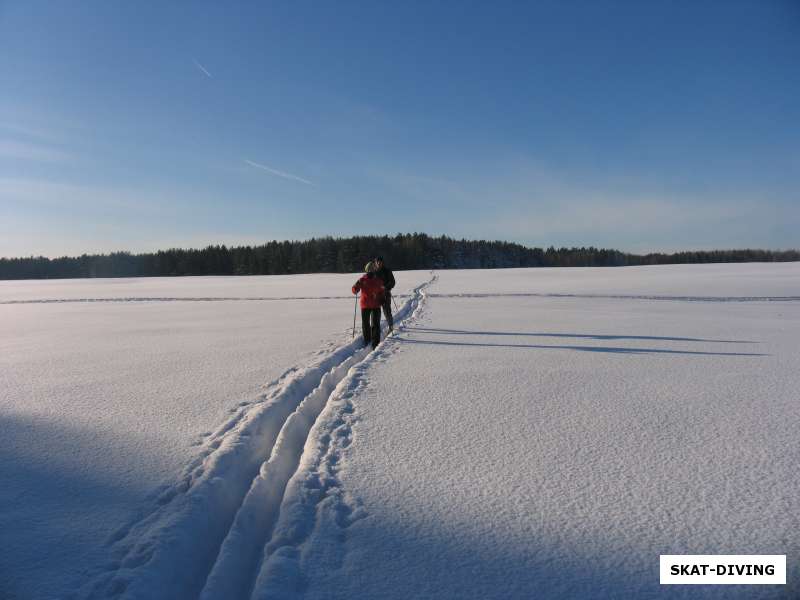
top-left (352, 292), bottom-right (359, 338)
top-left (392, 294), bottom-right (399, 312)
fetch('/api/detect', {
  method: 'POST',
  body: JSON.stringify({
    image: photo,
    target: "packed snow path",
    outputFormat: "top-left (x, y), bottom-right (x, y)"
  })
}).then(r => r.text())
top-left (79, 276), bottom-right (436, 599)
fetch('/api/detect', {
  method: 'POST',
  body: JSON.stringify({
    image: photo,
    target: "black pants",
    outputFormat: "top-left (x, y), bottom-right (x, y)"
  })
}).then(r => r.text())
top-left (381, 291), bottom-right (394, 329)
top-left (361, 308), bottom-right (381, 349)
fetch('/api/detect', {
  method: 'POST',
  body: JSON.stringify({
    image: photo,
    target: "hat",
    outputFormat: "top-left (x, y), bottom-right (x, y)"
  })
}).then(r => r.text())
top-left (365, 261), bottom-right (377, 273)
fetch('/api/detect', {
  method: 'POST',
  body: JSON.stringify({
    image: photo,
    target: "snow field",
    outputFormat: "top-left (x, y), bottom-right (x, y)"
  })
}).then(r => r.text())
top-left (79, 275), bottom-right (435, 599)
top-left (0, 272), bottom-right (429, 303)
top-left (2, 264), bottom-right (798, 599)
top-left (0, 272), bottom-right (428, 600)
top-left (279, 266), bottom-right (800, 599)
top-left (429, 262), bottom-right (800, 298)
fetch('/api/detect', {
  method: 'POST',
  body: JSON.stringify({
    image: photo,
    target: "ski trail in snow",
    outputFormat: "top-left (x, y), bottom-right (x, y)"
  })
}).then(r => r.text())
top-left (199, 276), bottom-right (435, 599)
top-left (247, 277), bottom-right (434, 600)
top-left (197, 352), bottom-right (362, 600)
top-left (78, 274), bottom-right (436, 600)
top-left (429, 292), bottom-right (800, 302)
top-left (0, 295), bottom-right (358, 304)
top-left (5, 292), bottom-right (798, 305)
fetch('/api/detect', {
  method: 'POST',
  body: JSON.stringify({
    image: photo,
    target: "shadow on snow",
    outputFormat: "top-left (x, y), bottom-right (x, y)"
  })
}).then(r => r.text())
top-left (406, 327), bottom-right (757, 344)
top-left (398, 338), bottom-right (766, 357)
top-left (0, 413), bottom-right (160, 600)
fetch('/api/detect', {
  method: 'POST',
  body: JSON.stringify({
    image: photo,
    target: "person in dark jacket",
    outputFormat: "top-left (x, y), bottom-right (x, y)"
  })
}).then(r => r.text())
top-left (373, 255), bottom-right (396, 331)
top-left (352, 261), bottom-right (385, 350)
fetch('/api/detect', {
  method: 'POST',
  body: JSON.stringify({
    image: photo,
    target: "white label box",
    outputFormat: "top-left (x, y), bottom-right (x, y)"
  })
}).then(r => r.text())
top-left (660, 555), bottom-right (786, 585)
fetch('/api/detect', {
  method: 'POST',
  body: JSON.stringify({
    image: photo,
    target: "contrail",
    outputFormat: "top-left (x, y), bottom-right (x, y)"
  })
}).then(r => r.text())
top-left (244, 159), bottom-right (316, 186)
top-left (193, 59), bottom-right (213, 78)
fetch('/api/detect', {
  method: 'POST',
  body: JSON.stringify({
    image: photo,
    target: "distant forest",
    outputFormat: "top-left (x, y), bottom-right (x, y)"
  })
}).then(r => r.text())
top-left (1, 234), bottom-right (798, 280)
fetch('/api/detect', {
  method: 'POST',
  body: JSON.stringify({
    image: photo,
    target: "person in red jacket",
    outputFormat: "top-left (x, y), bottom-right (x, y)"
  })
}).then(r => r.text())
top-left (352, 261), bottom-right (385, 350)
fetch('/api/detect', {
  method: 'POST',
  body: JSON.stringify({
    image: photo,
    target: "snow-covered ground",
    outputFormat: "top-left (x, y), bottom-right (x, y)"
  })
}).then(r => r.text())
top-left (0, 272), bottom-right (430, 600)
top-left (2, 264), bottom-right (798, 599)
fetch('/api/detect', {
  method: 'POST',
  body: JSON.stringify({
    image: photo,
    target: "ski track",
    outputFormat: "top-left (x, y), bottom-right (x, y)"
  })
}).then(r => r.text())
top-left (0, 295), bottom-right (360, 304)
top-left (428, 292), bottom-right (800, 302)
top-left (247, 282), bottom-right (432, 600)
top-left (4, 292), bottom-right (799, 305)
top-left (76, 274), bottom-right (436, 600)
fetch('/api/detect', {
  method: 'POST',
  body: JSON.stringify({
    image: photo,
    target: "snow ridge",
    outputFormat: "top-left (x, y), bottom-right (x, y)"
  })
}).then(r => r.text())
top-left (78, 275), bottom-right (434, 600)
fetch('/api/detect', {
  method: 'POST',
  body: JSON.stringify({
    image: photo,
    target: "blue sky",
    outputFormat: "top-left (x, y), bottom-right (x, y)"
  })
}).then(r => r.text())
top-left (1, 1), bottom-right (798, 257)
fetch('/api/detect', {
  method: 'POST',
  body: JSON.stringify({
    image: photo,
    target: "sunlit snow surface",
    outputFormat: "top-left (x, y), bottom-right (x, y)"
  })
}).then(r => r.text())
top-left (0, 272), bottom-right (429, 599)
top-left (1, 264), bottom-right (798, 599)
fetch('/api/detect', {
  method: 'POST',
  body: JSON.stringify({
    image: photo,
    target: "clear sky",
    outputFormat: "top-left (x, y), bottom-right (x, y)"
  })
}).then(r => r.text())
top-left (1, 1), bottom-right (798, 257)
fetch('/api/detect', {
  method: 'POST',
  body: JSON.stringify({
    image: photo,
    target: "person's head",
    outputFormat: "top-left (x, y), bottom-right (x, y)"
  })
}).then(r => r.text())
top-left (365, 261), bottom-right (377, 274)
top-left (374, 256), bottom-right (384, 268)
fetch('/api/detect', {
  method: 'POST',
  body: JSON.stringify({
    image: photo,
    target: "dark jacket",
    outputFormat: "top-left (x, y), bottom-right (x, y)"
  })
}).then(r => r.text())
top-left (352, 273), bottom-right (385, 309)
top-left (374, 265), bottom-right (395, 291)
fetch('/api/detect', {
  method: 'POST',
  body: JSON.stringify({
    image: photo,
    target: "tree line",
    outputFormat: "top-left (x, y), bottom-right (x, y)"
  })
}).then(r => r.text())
top-left (1, 233), bottom-right (797, 280)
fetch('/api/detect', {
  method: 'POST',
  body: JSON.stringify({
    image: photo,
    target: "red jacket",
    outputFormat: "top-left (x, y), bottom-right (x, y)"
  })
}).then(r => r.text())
top-left (352, 273), bottom-right (385, 309)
